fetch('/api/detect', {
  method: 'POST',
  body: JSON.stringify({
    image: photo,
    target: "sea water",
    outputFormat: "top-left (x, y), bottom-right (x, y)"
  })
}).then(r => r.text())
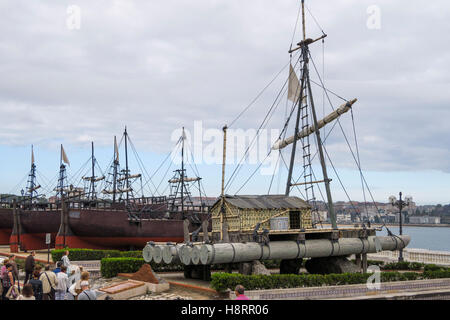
top-left (378, 226), bottom-right (450, 252)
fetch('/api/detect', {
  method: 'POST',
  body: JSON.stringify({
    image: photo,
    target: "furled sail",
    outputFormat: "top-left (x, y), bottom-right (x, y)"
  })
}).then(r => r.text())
top-left (117, 174), bottom-right (141, 182)
top-left (103, 187), bottom-right (133, 194)
top-left (28, 185), bottom-right (41, 192)
top-left (82, 176), bottom-right (105, 182)
top-left (272, 99), bottom-right (358, 150)
top-left (168, 177), bottom-right (201, 184)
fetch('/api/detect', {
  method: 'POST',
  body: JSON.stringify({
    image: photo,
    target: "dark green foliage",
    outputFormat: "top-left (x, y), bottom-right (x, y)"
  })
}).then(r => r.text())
top-left (51, 249), bottom-right (122, 262)
top-left (423, 264), bottom-right (445, 272)
top-left (423, 269), bottom-right (450, 279)
top-left (210, 269), bottom-right (447, 292)
top-left (381, 261), bottom-right (424, 271)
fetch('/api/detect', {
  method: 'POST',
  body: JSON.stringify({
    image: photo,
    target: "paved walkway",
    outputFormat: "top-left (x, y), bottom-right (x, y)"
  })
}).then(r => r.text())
top-left (0, 245), bottom-right (55, 264)
top-left (239, 278), bottom-right (450, 300)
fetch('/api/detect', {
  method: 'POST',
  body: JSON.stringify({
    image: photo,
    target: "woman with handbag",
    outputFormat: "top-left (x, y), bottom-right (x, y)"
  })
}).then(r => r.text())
top-left (2, 263), bottom-right (15, 300)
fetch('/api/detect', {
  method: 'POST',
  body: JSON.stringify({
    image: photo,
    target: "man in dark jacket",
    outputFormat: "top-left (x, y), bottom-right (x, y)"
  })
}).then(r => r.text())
top-left (25, 251), bottom-right (36, 284)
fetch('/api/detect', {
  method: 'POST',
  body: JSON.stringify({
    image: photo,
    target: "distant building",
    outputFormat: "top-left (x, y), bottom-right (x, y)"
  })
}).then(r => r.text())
top-left (409, 216), bottom-right (441, 224)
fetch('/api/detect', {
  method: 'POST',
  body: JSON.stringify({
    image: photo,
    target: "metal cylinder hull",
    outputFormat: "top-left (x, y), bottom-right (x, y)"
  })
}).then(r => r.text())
top-left (160, 235), bottom-right (410, 265)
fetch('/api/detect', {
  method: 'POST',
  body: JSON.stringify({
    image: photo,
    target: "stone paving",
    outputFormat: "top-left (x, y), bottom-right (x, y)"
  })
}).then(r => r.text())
top-left (130, 292), bottom-right (193, 300)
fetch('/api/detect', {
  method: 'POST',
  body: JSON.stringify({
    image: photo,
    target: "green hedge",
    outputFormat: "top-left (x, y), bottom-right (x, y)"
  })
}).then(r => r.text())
top-left (381, 261), bottom-right (424, 271)
top-left (51, 249), bottom-right (123, 262)
top-left (210, 270), bottom-right (450, 292)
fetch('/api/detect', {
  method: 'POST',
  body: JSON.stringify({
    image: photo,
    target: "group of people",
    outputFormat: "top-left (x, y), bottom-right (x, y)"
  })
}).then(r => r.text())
top-left (1, 250), bottom-right (97, 301)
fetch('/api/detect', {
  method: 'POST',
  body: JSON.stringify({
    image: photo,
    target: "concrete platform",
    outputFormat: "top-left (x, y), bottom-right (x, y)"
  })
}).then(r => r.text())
top-left (98, 280), bottom-right (148, 300)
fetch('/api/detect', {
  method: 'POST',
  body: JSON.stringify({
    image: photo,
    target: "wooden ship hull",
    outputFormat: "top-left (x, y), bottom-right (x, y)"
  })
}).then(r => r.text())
top-left (55, 199), bottom-right (210, 250)
top-left (0, 207), bottom-right (13, 245)
top-left (4, 203), bottom-right (62, 252)
top-left (1, 198), bottom-right (209, 252)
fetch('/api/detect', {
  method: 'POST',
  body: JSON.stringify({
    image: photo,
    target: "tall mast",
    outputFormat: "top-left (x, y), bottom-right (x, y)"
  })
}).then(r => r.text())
top-left (220, 125), bottom-right (228, 241)
top-left (112, 136), bottom-right (118, 204)
top-left (90, 141), bottom-right (95, 200)
top-left (285, 0), bottom-right (337, 229)
top-left (58, 144), bottom-right (66, 199)
top-left (181, 127), bottom-right (185, 216)
top-left (302, 0), bottom-right (306, 41)
top-left (124, 127), bottom-right (130, 203)
top-left (304, 51), bottom-right (337, 229)
top-left (27, 145), bottom-right (37, 204)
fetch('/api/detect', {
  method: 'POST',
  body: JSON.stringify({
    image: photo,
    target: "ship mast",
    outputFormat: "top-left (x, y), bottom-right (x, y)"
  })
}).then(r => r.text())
top-left (285, 0), bottom-right (337, 229)
top-left (124, 127), bottom-right (130, 203)
top-left (112, 136), bottom-right (119, 203)
top-left (57, 144), bottom-right (67, 200)
top-left (25, 145), bottom-right (39, 204)
top-left (181, 127), bottom-right (185, 216)
top-left (220, 125), bottom-right (228, 241)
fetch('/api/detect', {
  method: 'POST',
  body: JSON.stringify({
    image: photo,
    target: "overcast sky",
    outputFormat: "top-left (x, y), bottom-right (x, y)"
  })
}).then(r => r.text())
top-left (0, 0), bottom-right (449, 205)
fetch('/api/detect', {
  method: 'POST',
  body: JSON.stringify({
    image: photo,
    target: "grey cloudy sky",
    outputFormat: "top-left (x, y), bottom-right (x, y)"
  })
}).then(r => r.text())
top-left (0, 0), bottom-right (450, 204)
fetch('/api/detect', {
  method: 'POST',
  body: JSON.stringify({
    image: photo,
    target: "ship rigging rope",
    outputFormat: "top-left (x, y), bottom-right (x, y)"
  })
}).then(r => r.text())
top-left (235, 65), bottom-right (344, 198)
top-left (138, 137), bottom-right (182, 195)
top-left (5, 173), bottom-right (28, 197)
top-left (351, 108), bottom-right (370, 221)
top-left (308, 51), bottom-right (396, 234)
top-left (154, 140), bottom-right (182, 195)
top-left (225, 53), bottom-right (303, 193)
top-left (228, 50), bottom-right (301, 129)
top-left (226, 81), bottom-right (290, 194)
top-left (127, 137), bottom-right (160, 196)
top-left (184, 138), bottom-right (209, 199)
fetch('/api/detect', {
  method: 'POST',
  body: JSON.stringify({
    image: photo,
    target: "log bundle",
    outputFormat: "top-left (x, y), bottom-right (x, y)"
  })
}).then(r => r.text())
top-left (143, 235), bottom-right (410, 266)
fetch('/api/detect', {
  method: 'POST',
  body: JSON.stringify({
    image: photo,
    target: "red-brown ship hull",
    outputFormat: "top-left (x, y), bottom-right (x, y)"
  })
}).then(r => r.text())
top-left (0, 208), bottom-right (13, 245)
top-left (56, 208), bottom-right (201, 250)
top-left (13, 210), bottom-right (61, 252)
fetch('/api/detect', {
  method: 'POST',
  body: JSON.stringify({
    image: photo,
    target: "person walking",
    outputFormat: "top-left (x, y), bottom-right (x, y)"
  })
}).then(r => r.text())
top-left (68, 271), bottom-right (89, 300)
top-left (39, 265), bottom-right (58, 300)
top-left (61, 251), bottom-right (71, 268)
top-left (55, 265), bottom-right (70, 300)
top-left (0, 259), bottom-right (8, 300)
top-left (2, 263), bottom-right (15, 300)
top-left (25, 251), bottom-right (36, 284)
top-left (16, 283), bottom-right (35, 300)
top-left (234, 285), bottom-right (250, 300)
top-left (34, 265), bottom-right (43, 276)
top-left (77, 281), bottom-right (96, 300)
top-left (53, 262), bottom-right (62, 274)
top-left (8, 255), bottom-right (19, 293)
top-left (29, 270), bottom-right (43, 300)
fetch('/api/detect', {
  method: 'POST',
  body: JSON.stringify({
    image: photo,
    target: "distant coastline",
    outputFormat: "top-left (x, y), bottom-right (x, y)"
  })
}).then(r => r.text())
top-left (322, 223), bottom-right (450, 228)
top-left (371, 223), bottom-right (450, 228)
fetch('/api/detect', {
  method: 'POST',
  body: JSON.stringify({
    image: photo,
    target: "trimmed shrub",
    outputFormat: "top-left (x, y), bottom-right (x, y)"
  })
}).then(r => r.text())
top-left (423, 264), bottom-right (445, 272)
top-left (423, 269), bottom-right (450, 279)
top-left (210, 269), bottom-right (448, 292)
top-left (51, 249), bottom-right (122, 262)
top-left (101, 258), bottom-right (146, 278)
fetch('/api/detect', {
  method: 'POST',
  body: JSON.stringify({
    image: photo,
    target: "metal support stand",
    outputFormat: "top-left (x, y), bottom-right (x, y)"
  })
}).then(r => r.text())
top-left (362, 253), bottom-right (368, 273)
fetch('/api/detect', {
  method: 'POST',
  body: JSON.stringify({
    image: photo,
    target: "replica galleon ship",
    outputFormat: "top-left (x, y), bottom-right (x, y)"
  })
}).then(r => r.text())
top-left (144, 0), bottom-right (411, 280)
top-left (1, 129), bottom-right (211, 252)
